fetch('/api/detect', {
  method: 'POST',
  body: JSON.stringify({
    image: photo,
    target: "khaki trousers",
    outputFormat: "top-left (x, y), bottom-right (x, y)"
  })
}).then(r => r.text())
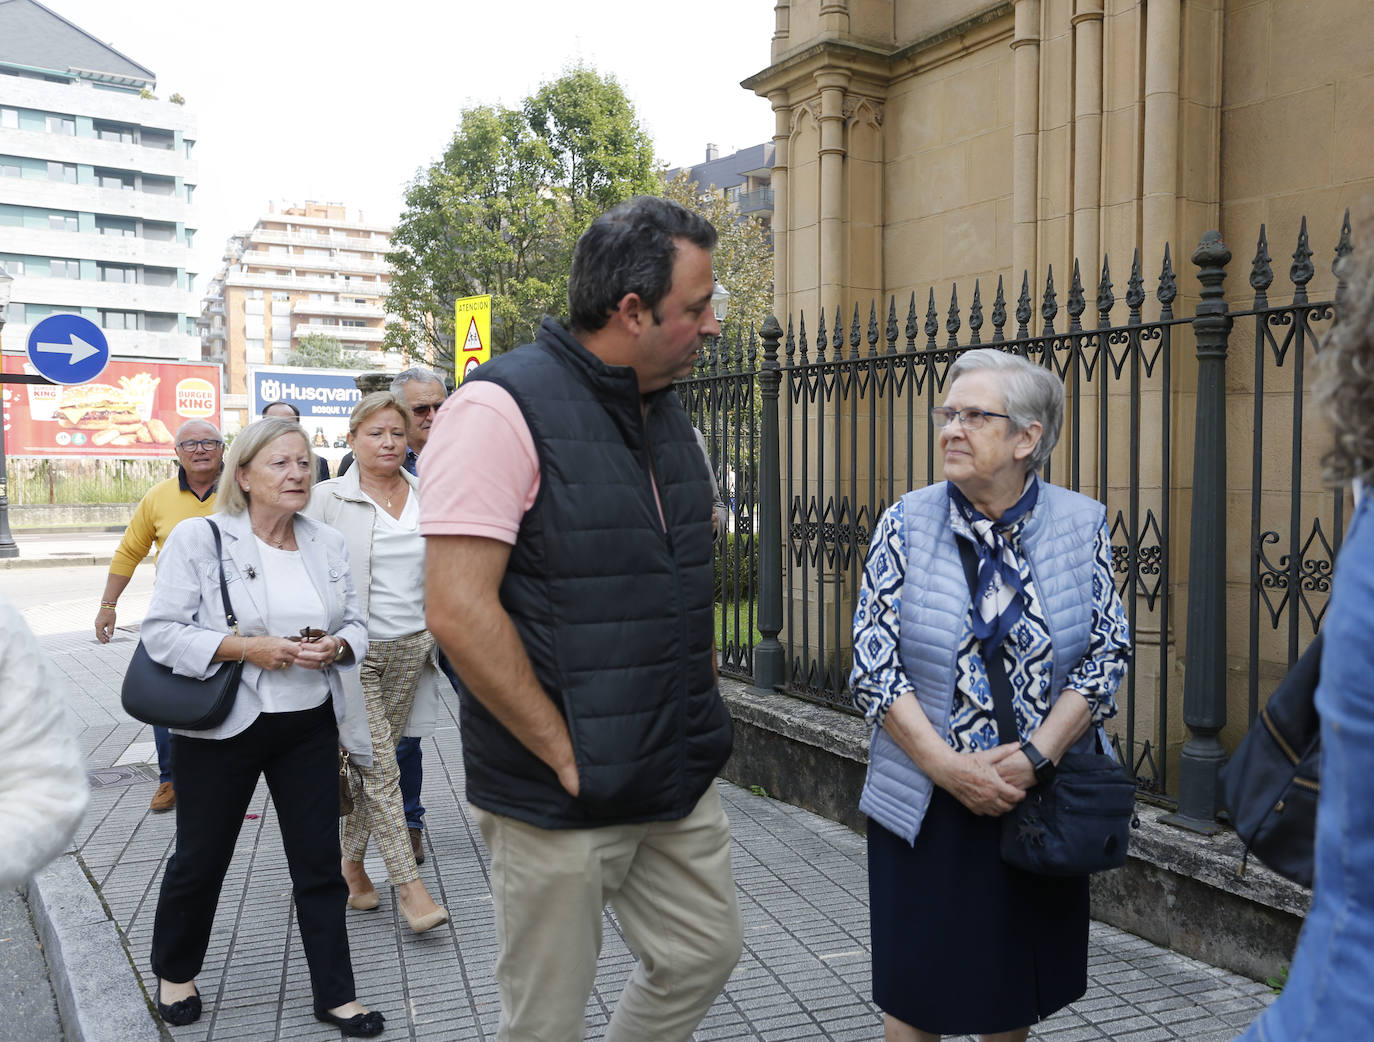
top-left (340, 630), bottom-right (434, 884)
top-left (472, 783), bottom-right (742, 1042)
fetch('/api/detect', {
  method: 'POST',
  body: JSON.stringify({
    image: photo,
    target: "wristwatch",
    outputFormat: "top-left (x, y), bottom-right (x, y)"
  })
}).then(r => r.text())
top-left (1021, 741), bottom-right (1056, 785)
top-left (333, 639), bottom-right (348, 663)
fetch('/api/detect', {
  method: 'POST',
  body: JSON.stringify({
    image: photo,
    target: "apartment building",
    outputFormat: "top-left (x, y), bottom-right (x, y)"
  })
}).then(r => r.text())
top-left (668, 142), bottom-right (776, 230)
top-left (0, 0), bottom-right (199, 361)
top-left (201, 201), bottom-right (395, 416)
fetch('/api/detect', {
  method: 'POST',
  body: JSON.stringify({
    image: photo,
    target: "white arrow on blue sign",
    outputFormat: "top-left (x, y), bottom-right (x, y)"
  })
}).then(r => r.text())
top-left (26, 313), bottom-right (110, 385)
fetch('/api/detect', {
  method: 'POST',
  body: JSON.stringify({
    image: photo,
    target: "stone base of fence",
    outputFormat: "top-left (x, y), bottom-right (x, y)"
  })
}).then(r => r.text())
top-left (718, 677), bottom-right (1309, 983)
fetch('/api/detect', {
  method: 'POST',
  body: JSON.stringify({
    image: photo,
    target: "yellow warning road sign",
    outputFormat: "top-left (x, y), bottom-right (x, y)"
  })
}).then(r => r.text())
top-left (455, 294), bottom-right (492, 384)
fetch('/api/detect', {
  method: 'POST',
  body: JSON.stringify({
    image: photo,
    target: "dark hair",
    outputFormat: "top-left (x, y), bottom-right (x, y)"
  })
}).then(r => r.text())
top-left (1317, 232), bottom-right (1374, 485)
top-left (568, 196), bottom-right (717, 333)
top-left (261, 399), bottom-right (300, 418)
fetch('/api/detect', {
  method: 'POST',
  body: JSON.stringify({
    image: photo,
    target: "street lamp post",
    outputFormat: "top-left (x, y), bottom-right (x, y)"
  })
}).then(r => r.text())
top-left (0, 263), bottom-right (17, 558)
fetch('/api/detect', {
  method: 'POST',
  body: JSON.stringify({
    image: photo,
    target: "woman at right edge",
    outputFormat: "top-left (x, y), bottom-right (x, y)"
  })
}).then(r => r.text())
top-left (1233, 239), bottom-right (1374, 1041)
top-left (850, 349), bottom-right (1131, 1041)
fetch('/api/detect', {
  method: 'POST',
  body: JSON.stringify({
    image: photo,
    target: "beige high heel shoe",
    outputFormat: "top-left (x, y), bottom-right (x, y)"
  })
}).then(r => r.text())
top-left (400, 898), bottom-right (449, 934)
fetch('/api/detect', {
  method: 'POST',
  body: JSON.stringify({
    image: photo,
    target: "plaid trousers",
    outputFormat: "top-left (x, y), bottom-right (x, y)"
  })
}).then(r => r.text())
top-left (340, 629), bottom-right (435, 884)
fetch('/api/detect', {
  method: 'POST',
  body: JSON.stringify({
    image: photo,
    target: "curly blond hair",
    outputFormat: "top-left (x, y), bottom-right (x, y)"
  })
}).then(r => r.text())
top-left (1317, 236), bottom-right (1374, 486)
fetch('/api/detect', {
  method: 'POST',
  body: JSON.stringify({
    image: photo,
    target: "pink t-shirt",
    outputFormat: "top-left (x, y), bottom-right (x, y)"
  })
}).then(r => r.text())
top-left (418, 381), bottom-right (540, 545)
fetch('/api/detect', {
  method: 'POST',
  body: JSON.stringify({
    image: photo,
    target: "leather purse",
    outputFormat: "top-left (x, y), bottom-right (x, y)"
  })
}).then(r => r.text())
top-left (338, 748), bottom-right (362, 817)
top-left (121, 519), bottom-right (244, 731)
top-left (1219, 632), bottom-right (1322, 887)
top-left (956, 536), bottom-right (1137, 876)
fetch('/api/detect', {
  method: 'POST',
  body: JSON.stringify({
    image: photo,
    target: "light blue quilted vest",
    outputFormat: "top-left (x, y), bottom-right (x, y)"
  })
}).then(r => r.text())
top-left (858, 480), bottom-right (1105, 844)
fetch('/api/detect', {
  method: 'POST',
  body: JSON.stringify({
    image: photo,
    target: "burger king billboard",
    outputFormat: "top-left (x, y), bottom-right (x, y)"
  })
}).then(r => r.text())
top-left (1, 355), bottom-right (223, 458)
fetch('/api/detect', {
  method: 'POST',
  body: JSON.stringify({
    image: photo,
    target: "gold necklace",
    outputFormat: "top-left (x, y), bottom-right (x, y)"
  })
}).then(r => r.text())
top-left (363, 478), bottom-right (403, 509)
top-left (254, 527), bottom-right (285, 548)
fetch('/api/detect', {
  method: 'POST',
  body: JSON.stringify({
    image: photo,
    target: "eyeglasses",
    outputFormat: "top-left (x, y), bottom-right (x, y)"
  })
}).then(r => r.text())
top-left (930, 407), bottom-right (1012, 431)
top-left (409, 404), bottom-right (438, 418)
top-left (176, 438), bottom-right (223, 451)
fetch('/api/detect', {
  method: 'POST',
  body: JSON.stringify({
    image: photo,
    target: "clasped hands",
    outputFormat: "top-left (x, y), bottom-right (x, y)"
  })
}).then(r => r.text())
top-left (934, 741), bottom-right (1041, 818)
top-left (244, 627), bottom-right (341, 672)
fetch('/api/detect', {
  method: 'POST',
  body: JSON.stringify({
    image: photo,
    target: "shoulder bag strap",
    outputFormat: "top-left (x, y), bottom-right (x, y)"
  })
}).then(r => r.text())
top-left (204, 519), bottom-right (239, 634)
top-left (955, 534), bottom-right (1019, 745)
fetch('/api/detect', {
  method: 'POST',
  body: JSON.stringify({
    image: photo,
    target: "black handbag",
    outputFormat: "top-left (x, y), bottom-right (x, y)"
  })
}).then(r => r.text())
top-left (1219, 632), bottom-right (1321, 887)
top-left (121, 519), bottom-right (244, 731)
top-left (957, 536), bottom-right (1137, 876)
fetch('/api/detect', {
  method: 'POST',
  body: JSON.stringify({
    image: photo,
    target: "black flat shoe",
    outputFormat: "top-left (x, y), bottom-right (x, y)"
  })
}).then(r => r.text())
top-left (314, 1007), bottom-right (385, 1037)
top-left (156, 982), bottom-right (202, 1026)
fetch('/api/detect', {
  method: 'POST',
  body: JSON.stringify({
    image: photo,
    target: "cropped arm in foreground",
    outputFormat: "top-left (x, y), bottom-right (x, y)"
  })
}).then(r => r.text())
top-left (0, 598), bottom-right (89, 887)
top-left (425, 533), bottom-right (580, 798)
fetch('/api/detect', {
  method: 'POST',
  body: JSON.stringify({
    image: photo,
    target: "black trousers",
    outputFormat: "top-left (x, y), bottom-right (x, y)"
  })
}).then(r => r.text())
top-left (150, 701), bottom-right (355, 1011)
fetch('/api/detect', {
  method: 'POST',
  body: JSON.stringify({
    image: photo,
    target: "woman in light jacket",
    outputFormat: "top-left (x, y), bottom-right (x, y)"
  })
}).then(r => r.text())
top-left (850, 350), bottom-right (1131, 1041)
top-left (140, 417), bottom-right (384, 1038)
top-left (306, 392), bottom-right (448, 933)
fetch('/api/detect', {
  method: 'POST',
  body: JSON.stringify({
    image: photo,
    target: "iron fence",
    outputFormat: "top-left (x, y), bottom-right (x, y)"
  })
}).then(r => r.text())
top-left (680, 213), bottom-right (1353, 811)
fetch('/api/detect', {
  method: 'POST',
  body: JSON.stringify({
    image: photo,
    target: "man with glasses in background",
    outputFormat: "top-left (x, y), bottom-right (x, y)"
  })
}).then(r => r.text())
top-left (95, 420), bottom-right (224, 812)
top-left (338, 368), bottom-right (448, 864)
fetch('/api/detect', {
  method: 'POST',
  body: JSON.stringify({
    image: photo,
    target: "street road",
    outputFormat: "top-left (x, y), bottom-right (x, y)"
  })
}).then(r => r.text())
top-left (0, 888), bottom-right (63, 1041)
top-left (0, 563), bottom-right (154, 627)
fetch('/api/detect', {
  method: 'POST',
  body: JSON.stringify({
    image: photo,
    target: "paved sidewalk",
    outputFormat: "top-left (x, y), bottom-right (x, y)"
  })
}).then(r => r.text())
top-left (7, 560), bottom-right (1275, 1042)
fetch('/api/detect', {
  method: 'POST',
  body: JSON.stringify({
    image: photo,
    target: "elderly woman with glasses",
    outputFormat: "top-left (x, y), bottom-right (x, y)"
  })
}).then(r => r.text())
top-left (139, 417), bottom-right (384, 1037)
top-left (850, 349), bottom-right (1131, 1042)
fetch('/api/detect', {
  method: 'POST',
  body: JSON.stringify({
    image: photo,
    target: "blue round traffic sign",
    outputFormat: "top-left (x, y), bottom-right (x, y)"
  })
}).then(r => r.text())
top-left (27, 314), bottom-right (110, 385)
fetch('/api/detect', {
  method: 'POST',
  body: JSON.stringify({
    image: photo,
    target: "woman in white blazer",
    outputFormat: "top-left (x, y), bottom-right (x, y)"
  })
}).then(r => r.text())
top-left (306, 391), bottom-right (448, 934)
top-left (140, 417), bottom-right (384, 1039)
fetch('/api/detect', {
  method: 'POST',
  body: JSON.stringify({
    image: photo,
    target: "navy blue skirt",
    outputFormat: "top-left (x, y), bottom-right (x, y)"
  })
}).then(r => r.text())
top-left (867, 786), bottom-right (1089, 1034)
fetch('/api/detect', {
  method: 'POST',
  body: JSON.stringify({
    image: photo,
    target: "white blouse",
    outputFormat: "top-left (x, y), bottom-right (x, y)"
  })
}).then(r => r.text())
top-left (254, 539), bottom-right (331, 713)
top-left (362, 491), bottom-right (426, 638)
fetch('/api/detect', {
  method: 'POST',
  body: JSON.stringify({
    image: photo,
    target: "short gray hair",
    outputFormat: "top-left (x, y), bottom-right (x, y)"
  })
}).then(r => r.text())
top-left (218, 417), bottom-right (313, 515)
top-left (948, 349), bottom-right (1064, 472)
top-left (390, 367), bottom-right (446, 396)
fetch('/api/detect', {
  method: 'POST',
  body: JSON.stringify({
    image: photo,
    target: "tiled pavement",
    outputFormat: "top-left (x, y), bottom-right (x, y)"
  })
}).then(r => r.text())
top-left (7, 565), bottom-right (1275, 1041)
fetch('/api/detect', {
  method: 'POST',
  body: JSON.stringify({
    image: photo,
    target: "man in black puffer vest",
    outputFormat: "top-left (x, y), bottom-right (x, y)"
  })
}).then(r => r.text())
top-left (420, 197), bottom-right (741, 1041)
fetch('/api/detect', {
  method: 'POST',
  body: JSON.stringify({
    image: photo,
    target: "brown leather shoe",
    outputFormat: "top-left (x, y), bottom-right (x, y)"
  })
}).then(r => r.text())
top-left (409, 827), bottom-right (424, 865)
top-left (150, 782), bottom-right (175, 813)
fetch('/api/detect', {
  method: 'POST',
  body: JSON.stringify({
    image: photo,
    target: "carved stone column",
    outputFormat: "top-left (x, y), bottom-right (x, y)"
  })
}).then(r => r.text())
top-left (1142, 0), bottom-right (1181, 274)
top-left (769, 90), bottom-right (791, 323)
top-left (815, 70), bottom-right (850, 312)
top-left (1071, 0), bottom-right (1104, 268)
top-left (1011, 0), bottom-right (1042, 282)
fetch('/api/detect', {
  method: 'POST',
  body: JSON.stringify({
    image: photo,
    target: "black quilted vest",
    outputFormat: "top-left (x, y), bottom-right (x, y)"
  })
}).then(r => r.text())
top-left (455, 318), bottom-right (733, 829)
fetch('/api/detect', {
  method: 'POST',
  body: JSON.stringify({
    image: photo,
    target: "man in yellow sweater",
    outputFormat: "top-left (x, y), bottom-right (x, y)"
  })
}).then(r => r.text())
top-left (94, 420), bottom-right (223, 811)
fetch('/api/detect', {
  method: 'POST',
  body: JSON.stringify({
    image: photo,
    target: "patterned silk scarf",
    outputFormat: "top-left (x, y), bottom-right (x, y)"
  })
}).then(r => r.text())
top-left (949, 477), bottom-right (1040, 654)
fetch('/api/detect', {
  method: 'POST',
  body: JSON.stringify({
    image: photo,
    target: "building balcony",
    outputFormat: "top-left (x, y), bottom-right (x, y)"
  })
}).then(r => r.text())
top-left (290, 299), bottom-right (385, 319)
top-left (0, 177), bottom-right (191, 223)
top-left (250, 227), bottom-right (390, 253)
top-left (0, 226), bottom-right (192, 269)
top-left (239, 250), bottom-right (391, 276)
top-left (0, 127), bottom-right (196, 181)
top-left (0, 77), bottom-right (198, 137)
top-left (0, 320), bottom-right (199, 361)
top-left (292, 322), bottom-right (387, 342)
top-left (738, 188), bottom-right (774, 214)
top-left (224, 270), bottom-right (385, 296)
top-left (16, 276), bottom-right (196, 315)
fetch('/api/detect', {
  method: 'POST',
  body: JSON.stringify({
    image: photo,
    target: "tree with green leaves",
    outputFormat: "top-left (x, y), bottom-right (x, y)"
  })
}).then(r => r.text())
top-left (284, 332), bottom-right (378, 370)
top-left (525, 64), bottom-right (658, 244)
top-left (384, 66), bottom-right (658, 370)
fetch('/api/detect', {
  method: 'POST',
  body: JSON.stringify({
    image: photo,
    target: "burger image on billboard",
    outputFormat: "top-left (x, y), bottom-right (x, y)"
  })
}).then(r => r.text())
top-left (176, 377), bottom-right (217, 418)
top-left (54, 383), bottom-right (143, 431)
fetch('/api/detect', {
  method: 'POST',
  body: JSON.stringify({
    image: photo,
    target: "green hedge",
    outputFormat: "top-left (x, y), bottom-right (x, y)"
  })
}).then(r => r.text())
top-left (714, 531), bottom-right (758, 601)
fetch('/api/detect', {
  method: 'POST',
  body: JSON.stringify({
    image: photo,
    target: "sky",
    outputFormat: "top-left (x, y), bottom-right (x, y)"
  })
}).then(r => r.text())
top-left (46, 0), bottom-right (779, 296)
